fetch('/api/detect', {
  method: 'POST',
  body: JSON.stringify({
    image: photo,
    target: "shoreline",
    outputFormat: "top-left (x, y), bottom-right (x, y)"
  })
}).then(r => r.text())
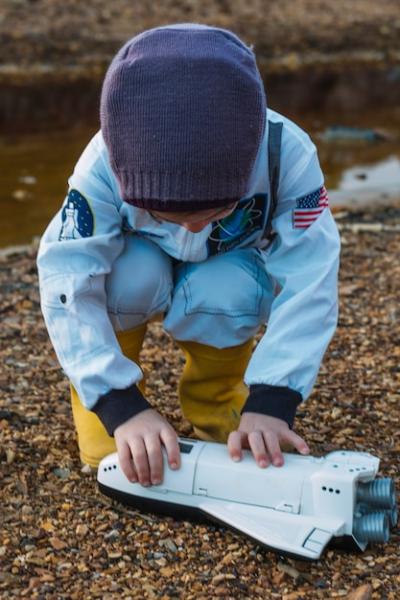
top-left (2, 63), bottom-right (400, 134)
top-left (0, 0), bottom-right (400, 120)
top-left (1, 1), bottom-right (400, 132)
top-left (2, 1), bottom-right (400, 73)
top-left (1, 49), bottom-right (400, 83)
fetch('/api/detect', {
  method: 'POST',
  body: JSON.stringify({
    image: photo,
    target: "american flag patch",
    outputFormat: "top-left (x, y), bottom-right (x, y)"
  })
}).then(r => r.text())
top-left (293, 186), bottom-right (329, 229)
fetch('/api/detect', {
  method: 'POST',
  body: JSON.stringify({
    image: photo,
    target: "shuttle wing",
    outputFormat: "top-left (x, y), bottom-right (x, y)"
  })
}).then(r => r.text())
top-left (199, 500), bottom-right (344, 559)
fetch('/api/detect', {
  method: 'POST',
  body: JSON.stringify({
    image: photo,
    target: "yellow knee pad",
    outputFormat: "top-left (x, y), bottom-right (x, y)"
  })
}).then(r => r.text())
top-left (70, 323), bottom-right (147, 468)
top-left (177, 339), bottom-right (254, 443)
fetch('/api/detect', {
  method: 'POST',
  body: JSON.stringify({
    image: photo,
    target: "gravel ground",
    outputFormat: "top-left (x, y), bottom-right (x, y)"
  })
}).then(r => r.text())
top-left (1, 0), bottom-right (400, 76)
top-left (1, 204), bottom-right (400, 599)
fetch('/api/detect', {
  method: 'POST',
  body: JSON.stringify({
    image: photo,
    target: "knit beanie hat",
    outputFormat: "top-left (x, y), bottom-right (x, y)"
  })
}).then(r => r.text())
top-left (100, 23), bottom-right (267, 211)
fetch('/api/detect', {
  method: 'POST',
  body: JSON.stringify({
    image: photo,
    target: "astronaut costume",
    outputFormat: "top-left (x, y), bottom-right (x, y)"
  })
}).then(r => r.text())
top-left (36, 24), bottom-right (340, 466)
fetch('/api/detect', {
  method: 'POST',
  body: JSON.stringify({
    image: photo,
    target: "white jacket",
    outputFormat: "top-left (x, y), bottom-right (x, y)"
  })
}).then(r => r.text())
top-left (37, 109), bottom-right (340, 425)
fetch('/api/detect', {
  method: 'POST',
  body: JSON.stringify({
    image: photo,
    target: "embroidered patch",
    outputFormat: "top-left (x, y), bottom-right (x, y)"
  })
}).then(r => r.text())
top-left (293, 186), bottom-right (329, 229)
top-left (207, 193), bottom-right (267, 255)
top-left (59, 189), bottom-right (94, 241)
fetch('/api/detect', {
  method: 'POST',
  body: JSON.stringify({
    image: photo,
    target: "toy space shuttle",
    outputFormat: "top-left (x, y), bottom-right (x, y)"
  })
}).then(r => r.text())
top-left (97, 438), bottom-right (397, 560)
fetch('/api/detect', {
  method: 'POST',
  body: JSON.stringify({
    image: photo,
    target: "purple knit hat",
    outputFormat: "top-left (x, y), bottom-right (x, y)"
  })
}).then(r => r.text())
top-left (100, 23), bottom-right (267, 211)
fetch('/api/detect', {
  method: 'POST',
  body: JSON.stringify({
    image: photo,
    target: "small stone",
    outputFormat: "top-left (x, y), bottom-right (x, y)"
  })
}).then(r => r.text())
top-left (282, 593), bottom-right (303, 600)
top-left (211, 573), bottom-right (226, 585)
top-left (345, 585), bottom-right (373, 600)
top-left (75, 524), bottom-right (88, 537)
top-left (160, 537), bottom-right (178, 553)
top-left (160, 566), bottom-right (175, 577)
top-left (41, 520), bottom-right (55, 532)
top-left (104, 529), bottom-right (120, 540)
top-left (277, 561), bottom-right (301, 581)
top-left (81, 464), bottom-right (93, 474)
top-left (49, 538), bottom-right (68, 550)
top-left (52, 467), bottom-right (70, 480)
top-left (6, 449), bottom-right (15, 464)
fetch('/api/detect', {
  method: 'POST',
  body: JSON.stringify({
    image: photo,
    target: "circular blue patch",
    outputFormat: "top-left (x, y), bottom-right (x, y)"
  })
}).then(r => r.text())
top-left (59, 189), bottom-right (94, 241)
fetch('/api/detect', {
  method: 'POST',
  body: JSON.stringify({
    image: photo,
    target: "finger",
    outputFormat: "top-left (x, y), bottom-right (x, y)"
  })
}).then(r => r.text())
top-left (144, 434), bottom-right (164, 485)
top-left (130, 437), bottom-right (151, 486)
top-left (118, 441), bottom-right (137, 483)
top-left (248, 430), bottom-right (270, 468)
top-left (227, 430), bottom-right (248, 462)
top-left (160, 428), bottom-right (180, 470)
top-left (263, 431), bottom-right (284, 467)
top-left (283, 430), bottom-right (310, 455)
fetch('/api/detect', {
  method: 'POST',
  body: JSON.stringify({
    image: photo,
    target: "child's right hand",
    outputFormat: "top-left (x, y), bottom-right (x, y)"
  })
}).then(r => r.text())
top-left (114, 408), bottom-right (181, 486)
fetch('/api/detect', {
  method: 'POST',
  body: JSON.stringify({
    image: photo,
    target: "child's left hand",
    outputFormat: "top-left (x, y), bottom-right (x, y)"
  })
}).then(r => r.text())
top-left (227, 412), bottom-right (310, 468)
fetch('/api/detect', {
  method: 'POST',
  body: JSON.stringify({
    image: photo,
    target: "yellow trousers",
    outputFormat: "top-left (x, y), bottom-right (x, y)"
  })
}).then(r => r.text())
top-left (70, 324), bottom-right (253, 467)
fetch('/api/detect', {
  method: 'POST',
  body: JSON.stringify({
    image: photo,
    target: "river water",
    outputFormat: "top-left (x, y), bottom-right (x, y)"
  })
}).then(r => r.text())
top-left (1, 106), bottom-right (399, 248)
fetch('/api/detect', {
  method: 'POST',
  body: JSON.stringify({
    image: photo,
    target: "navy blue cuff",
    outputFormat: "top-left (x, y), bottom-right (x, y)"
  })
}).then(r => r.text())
top-left (241, 384), bottom-right (302, 429)
top-left (92, 383), bottom-right (151, 436)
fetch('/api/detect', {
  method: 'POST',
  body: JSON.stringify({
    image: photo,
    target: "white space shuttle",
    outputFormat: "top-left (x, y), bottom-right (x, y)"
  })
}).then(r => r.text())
top-left (97, 438), bottom-right (397, 560)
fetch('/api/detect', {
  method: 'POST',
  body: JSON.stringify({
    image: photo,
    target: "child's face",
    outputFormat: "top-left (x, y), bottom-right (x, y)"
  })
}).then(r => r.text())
top-left (148, 202), bottom-right (238, 233)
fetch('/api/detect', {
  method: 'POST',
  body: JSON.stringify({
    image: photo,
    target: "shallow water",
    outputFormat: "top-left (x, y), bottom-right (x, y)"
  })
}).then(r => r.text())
top-left (1, 107), bottom-right (399, 248)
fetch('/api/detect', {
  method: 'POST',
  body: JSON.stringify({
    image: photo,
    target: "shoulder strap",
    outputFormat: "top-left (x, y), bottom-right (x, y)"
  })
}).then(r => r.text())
top-left (263, 120), bottom-right (283, 240)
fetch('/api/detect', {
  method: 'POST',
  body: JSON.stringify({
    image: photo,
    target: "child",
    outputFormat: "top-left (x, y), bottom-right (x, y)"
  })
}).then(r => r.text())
top-left (37, 23), bottom-right (340, 488)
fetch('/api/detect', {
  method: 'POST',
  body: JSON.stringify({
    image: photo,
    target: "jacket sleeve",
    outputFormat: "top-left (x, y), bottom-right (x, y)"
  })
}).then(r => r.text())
top-left (242, 147), bottom-right (341, 428)
top-left (37, 133), bottom-right (151, 435)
